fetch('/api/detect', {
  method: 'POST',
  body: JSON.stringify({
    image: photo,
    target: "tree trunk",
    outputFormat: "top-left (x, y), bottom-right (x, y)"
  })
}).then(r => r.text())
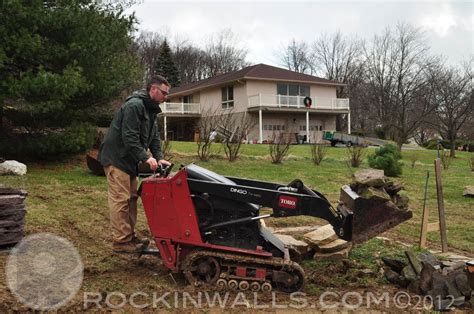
top-left (449, 138), bottom-right (456, 158)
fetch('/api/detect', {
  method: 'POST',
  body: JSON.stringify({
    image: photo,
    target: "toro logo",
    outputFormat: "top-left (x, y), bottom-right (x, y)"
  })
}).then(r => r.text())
top-left (279, 195), bottom-right (297, 209)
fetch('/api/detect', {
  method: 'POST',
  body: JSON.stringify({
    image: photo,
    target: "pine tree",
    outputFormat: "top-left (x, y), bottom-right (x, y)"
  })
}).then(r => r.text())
top-left (154, 40), bottom-right (181, 87)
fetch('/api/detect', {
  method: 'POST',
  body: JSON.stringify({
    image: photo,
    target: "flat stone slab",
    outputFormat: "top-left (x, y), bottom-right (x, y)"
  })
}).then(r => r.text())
top-left (304, 224), bottom-right (338, 248)
top-left (313, 246), bottom-right (351, 261)
top-left (463, 186), bottom-right (474, 197)
top-left (273, 226), bottom-right (319, 235)
top-left (318, 238), bottom-right (352, 253)
top-left (274, 234), bottom-right (309, 254)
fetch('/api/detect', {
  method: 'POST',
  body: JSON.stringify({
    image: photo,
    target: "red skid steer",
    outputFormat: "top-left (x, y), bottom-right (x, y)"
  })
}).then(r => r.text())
top-left (139, 164), bottom-right (412, 293)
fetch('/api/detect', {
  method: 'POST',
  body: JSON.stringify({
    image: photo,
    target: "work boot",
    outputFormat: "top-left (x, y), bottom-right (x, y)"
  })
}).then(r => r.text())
top-left (112, 241), bottom-right (145, 253)
top-left (131, 235), bottom-right (150, 248)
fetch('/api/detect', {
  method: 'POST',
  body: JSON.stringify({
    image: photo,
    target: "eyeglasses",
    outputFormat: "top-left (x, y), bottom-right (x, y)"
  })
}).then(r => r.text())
top-left (153, 85), bottom-right (169, 96)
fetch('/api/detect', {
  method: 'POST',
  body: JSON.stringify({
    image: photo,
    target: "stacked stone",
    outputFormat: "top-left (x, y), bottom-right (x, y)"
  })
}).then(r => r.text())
top-left (0, 185), bottom-right (27, 246)
top-left (350, 169), bottom-right (409, 210)
top-left (304, 224), bottom-right (352, 260)
top-left (383, 251), bottom-right (473, 311)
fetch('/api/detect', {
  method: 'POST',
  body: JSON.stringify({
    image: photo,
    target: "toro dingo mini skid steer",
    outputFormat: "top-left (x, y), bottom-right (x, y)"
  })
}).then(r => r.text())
top-left (139, 164), bottom-right (411, 293)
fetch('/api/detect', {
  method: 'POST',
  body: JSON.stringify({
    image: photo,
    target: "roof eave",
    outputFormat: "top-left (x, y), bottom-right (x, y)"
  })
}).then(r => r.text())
top-left (169, 75), bottom-right (346, 97)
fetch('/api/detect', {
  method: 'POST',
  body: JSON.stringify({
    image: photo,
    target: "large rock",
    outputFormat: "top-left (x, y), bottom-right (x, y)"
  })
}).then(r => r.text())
top-left (318, 238), bottom-right (352, 253)
top-left (353, 169), bottom-right (385, 187)
top-left (463, 186), bottom-right (474, 197)
top-left (0, 160), bottom-right (27, 176)
top-left (303, 224), bottom-right (338, 248)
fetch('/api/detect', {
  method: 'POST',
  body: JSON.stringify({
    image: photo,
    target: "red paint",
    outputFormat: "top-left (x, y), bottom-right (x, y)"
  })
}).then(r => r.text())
top-left (236, 266), bottom-right (247, 277)
top-left (141, 168), bottom-right (273, 272)
top-left (278, 195), bottom-right (298, 209)
top-left (256, 268), bottom-right (266, 279)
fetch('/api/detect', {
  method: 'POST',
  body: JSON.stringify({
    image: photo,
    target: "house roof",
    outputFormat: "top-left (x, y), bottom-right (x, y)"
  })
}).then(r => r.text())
top-left (169, 63), bottom-right (345, 96)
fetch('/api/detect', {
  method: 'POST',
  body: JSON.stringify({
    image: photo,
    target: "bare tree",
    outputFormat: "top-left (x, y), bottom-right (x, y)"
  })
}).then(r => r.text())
top-left (172, 40), bottom-right (208, 84)
top-left (426, 59), bottom-right (473, 157)
top-left (220, 111), bottom-right (255, 162)
top-left (279, 39), bottom-right (313, 74)
top-left (311, 31), bottom-right (365, 132)
top-left (196, 107), bottom-right (224, 161)
top-left (363, 23), bottom-right (437, 148)
top-left (204, 29), bottom-right (249, 77)
top-left (133, 31), bottom-right (165, 82)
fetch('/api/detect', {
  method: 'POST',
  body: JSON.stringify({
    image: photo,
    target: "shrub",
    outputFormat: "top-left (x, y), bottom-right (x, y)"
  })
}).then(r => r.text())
top-left (368, 144), bottom-right (403, 177)
top-left (269, 133), bottom-right (291, 164)
top-left (0, 123), bottom-right (96, 160)
top-left (440, 150), bottom-right (452, 170)
top-left (311, 143), bottom-right (328, 165)
top-left (346, 146), bottom-right (366, 168)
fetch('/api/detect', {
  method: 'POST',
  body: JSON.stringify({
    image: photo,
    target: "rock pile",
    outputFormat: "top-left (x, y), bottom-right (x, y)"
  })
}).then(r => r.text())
top-left (0, 185), bottom-right (27, 246)
top-left (350, 169), bottom-right (409, 210)
top-left (272, 224), bottom-right (352, 261)
top-left (383, 251), bottom-right (473, 310)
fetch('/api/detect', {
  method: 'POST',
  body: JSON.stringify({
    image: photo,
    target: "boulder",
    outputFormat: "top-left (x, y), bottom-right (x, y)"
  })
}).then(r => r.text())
top-left (318, 239), bottom-right (352, 253)
top-left (0, 160), bottom-right (27, 176)
top-left (303, 224), bottom-right (338, 248)
top-left (463, 186), bottom-right (474, 197)
top-left (353, 169), bottom-right (385, 187)
top-left (313, 246), bottom-right (351, 261)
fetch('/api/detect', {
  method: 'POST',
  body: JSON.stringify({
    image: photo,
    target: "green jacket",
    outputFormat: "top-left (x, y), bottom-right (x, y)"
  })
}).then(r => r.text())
top-left (98, 90), bottom-right (163, 176)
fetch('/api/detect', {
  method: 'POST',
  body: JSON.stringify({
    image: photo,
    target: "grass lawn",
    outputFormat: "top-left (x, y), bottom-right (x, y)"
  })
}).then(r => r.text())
top-left (0, 142), bottom-right (472, 310)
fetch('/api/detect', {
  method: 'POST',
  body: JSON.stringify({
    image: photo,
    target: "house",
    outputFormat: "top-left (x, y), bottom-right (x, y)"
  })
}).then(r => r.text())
top-left (162, 63), bottom-right (350, 143)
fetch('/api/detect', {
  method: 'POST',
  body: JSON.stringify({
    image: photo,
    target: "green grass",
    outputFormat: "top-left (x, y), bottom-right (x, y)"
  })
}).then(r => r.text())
top-left (0, 142), bottom-right (472, 305)
top-left (2, 142), bottom-right (472, 255)
top-left (166, 142), bottom-right (473, 253)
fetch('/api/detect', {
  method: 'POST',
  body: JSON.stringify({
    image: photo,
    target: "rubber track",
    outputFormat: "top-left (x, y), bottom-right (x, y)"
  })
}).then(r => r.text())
top-left (181, 249), bottom-right (304, 288)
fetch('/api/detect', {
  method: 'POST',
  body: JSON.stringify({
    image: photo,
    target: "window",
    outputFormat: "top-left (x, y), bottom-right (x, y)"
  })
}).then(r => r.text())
top-left (221, 86), bottom-right (234, 109)
top-left (276, 84), bottom-right (310, 96)
top-left (276, 83), bottom-right (310, 105)
top-left (182, 95), bottom-right (193, 103)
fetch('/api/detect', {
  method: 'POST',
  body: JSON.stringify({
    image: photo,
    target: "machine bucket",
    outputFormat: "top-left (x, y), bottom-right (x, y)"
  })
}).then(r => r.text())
top-left (338, 185), bottom-right (413, 244)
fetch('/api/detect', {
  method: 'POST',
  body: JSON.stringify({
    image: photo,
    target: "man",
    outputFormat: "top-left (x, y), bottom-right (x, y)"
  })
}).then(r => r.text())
top-left (99, 75), bottom-right (171, 253)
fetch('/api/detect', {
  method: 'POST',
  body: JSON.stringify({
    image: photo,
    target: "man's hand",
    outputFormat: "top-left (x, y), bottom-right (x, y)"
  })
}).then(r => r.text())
top-left (158, 159), bottom-right (171, 167)
top-left (146, 157), bottom-right (158, 171)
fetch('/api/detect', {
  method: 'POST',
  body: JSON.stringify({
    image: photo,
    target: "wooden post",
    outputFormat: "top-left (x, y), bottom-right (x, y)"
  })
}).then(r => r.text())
top-left (434, 158), bottom-right (448, 252)
top-left (419, 171), bottom-right (430, 248)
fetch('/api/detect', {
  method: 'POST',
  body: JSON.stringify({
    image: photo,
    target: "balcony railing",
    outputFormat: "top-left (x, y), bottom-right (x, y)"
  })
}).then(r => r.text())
top-left (159, 102), bottom-right (201, 114)
top-left (248, 94), bottom-right (349, 110)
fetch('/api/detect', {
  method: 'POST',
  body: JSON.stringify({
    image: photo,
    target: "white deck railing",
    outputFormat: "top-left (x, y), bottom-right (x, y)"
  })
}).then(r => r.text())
top-left (160, 102), bottom-right (201, 114)
top-left (248, 94), bottom-right (349, 110)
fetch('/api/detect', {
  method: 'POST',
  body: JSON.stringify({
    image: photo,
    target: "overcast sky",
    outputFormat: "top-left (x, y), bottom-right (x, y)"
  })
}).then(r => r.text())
top-left (128, 0), bottom-right (473, 67)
